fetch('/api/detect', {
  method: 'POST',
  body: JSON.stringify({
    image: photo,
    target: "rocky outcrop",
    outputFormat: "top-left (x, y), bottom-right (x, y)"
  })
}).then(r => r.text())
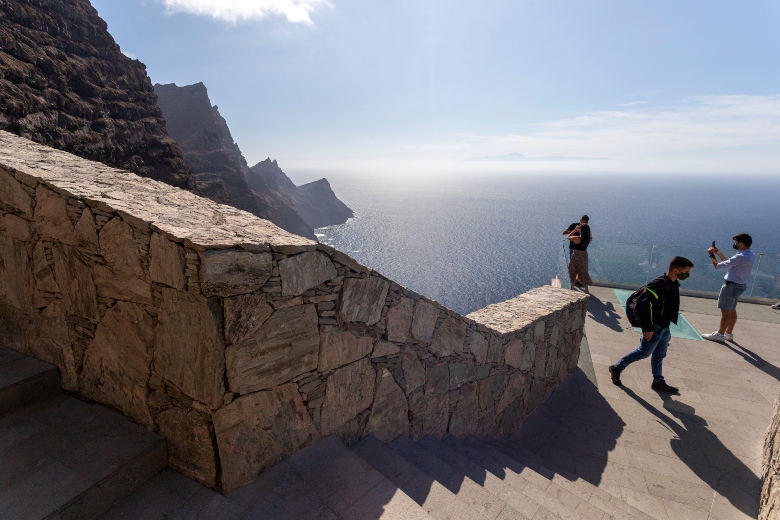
top-left (0, 0), bottom-right (194, 189)
top-left (761, 392), bottom-right (780, 519)
top-left (247, 160), bottom-right (353, 229)
top-left (154, 82), bottom-right (353, 239)
top-left (0, 130), bottom-right (588, 494)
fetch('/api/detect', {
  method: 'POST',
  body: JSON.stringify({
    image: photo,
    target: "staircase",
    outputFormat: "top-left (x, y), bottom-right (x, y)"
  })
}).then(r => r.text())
top-left (2, 342), bottom-right (656, 520)
top-left (0, 347), bottom-right (167, 520)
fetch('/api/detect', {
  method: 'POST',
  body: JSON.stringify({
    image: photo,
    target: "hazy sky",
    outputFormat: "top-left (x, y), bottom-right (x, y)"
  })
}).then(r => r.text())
top-left (90, 0), bottom-right (780, 174)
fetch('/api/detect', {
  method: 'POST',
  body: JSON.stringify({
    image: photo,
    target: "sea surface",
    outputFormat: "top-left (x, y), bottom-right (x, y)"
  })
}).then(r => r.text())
top-left (288, 171), bottom-right (780, 315)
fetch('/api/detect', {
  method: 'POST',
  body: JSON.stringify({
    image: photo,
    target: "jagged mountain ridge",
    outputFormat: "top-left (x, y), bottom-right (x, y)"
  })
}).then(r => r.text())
top-left (155, 82), bottom-right (353, 239)
top-left (0, 0), bottom-right (194, 189)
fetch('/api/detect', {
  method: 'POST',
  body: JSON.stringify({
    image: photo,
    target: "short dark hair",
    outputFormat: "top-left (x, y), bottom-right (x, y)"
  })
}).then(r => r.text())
top-left (733, 233), bottom-right (752, 248)
top-left (669, 256), bottom-right (694, 271)
top-left (581, 215), bottom-right (589, 222)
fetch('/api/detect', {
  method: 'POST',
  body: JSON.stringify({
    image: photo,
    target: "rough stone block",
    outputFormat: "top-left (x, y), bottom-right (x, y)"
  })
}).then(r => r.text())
top-left (364, 369), bottom-right (409, 443)
top-left (154, 288), bottom-right (225, 409)
top-left (371, 340), bottom-right (400, 359)
top-left (223, 293), bottom-right (273, 346)
top-left (149, 232), bottom-right (186, 290)
top-left (92, 264), bottom-right (153, 305)
top-left (429, 317), bottom-right (466, 357)
top-left (386, 297), bottom-right (414, 342)
top-left (26, 301), bottom-right (77, 390)
top-left (449, 382), bottom-right (479, 437)
top-left (52, 243), bottom-right (100, 321)
top-left (0, 167), bottom-right (33, 217)
top-left (225, 305), bottom-right (319, 394)
top-left (199, 249), bottom-right (273, 297)
top-left (279, 251), bottom-right (337, 296)
top-left (467, 332), bottom-right (488, 365)
top-left (1, 214), bottom-right (33, 241)
top-left (81, 302), bottom-right (154, 427)
top-left (0, 235), bottom-right (37, 309)
top-left (214, 383), bottom-right (320, 493)
top-left (411, 299), bottom-right (439, 343)
top-left (504, 339), bottom-right (524, 369)
top-left (319, 357), bottom-right (375, 436)
top-left (156, 407), bottom-right (218, 489)
top-left (318, 327), bottom-right (374, 372)
top-left (401, 347), bottom-right (425, 393)
top-left (423, 360), bottom-right (450, 438)
top-left (339, 277), bottom-right (389, 325)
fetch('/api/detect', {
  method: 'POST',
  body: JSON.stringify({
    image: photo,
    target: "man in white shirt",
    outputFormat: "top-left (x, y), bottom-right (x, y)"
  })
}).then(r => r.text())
top-left (702, 233), bottom-right (757, 342)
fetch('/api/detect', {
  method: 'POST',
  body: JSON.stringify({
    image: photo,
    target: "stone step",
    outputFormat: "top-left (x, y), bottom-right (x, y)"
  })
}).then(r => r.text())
top-left (443, 436), bottom-right (612, 520)
top-left (389, 435), bottom-right (533, 519)
top-left (0, 394), bottom-right (167, 520)
top-left (352, 435), bottom-right (490, 520)
top-left (485, 437), bottom-right (656, 520)
top-left (102, 435), bottom-right (435, 520)
top-left (0, 346), bottom-right (61, 418)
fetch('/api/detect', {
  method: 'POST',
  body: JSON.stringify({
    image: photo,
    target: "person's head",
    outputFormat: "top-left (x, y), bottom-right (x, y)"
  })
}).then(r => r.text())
top-left (732, 233), bottom-right (752, 250)
top-left (578, 223), bottom-right (591, 242)
top-left (668, 256), bottom-right (694, 281)
top-left (580, 215), bottom-right (589, 224)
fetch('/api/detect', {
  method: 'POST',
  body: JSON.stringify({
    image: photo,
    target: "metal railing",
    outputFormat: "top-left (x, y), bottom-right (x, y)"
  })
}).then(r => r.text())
top-left (560, 239), bottom-right (780, 301)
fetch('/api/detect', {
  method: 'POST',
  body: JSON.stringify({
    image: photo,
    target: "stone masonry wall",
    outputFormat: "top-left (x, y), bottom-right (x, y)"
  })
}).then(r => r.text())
top-left (760, 392), bottom-right (780, 519)
top-left (0, 130), bottom-right (589, 493)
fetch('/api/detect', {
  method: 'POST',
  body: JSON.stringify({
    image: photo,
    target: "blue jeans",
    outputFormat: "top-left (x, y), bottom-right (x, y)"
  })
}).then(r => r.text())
top-left (614, 325), bottom-right (671, 381)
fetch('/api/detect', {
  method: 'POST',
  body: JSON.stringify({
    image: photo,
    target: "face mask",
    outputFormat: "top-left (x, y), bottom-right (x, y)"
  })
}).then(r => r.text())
top-left (677, 272), bottom-right (690, 281)
top-left (732, 243), bottom-right (739, 250)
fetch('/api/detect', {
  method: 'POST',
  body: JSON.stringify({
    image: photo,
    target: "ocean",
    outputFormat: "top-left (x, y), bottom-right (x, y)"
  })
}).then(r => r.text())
top-left (288, 171), bottom-right (780, 315)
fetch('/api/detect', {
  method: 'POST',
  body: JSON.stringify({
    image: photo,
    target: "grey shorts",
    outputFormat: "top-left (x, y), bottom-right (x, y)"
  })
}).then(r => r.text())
top-left (718, 282), bottom-right (747, 310)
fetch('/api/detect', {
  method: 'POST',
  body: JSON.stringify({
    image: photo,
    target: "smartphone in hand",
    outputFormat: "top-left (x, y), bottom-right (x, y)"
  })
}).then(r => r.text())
top-left (711, 241), bottom-right (716, 248)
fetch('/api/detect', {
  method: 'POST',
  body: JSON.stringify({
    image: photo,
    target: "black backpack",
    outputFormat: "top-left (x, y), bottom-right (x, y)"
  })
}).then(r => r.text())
top-left (625, 287), bottom-right (646, 328)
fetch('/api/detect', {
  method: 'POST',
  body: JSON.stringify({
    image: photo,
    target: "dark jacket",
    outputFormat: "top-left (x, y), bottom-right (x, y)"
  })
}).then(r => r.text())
top-left (637, 274), bottom-right (680, 332)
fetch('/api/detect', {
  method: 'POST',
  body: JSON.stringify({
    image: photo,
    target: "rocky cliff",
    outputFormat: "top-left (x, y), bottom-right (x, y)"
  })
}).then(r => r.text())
top-left (247, 160), bottom-right (354, 229)
top-left (0, 0), bottom-right (194, 189)
top-left (156, 82), bottom-right (354, 240)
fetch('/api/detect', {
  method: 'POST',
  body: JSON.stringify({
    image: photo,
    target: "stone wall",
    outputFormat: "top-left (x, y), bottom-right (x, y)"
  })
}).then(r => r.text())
top-left (761, 392), bottom-right (780, 519)
top-left (0, 130), bottom-right (589, 493)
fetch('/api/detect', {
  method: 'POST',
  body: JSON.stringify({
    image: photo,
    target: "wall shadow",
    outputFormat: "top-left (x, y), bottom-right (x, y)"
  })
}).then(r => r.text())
top-left (504, 368), bottom-right (625, 487)
top-left (621, 387), bottom-right (760, 518)
top-left (587, 294), bottom-right (623, 333)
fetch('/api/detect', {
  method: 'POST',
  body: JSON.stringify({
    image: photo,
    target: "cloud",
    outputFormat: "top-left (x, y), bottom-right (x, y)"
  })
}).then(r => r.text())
top-left (449, 95), bottom-right (780, 172)
top-left (122, 51), bottom-right (137, 59)
top-left (615, 101), bottom-right (647, 107)
top-left (158, 0), bottom-right (327, 24)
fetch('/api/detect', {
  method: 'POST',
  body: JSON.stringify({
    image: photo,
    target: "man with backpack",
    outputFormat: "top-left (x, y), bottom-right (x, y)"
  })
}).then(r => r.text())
top-left (608, 256), bottom-right (695, 393)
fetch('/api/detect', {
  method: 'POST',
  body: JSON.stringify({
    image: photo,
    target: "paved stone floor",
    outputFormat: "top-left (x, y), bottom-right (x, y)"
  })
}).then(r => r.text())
top-left (512, 285), bottom-right (780, 520)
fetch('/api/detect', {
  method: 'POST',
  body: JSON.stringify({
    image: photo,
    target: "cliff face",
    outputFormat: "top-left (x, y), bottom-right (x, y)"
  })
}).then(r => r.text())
top-left (154, 82), bottom-right (315, 239)
top-left (155, 82), bottom-right (353, 239)
top-left (0, 0), bottom-right (194, 189)
top-left (247, 160), bottom-right (354, 229)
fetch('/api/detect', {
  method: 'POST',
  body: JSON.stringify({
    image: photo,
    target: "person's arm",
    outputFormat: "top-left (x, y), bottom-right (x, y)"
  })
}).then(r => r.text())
top-left (567, 230), bottom-right (582, 244)
top-left (708, 249), bottom-right (744, 270)
top-left (563, 224), bottom-right (575, 235)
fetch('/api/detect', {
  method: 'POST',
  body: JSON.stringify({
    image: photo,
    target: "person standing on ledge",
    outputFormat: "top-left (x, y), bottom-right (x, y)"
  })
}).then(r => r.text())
top-left (609, 256), bottom-right (694, 393)
top-left (567, 222), bottom-right (593, 294)
top-left (702, 233), bottom-right (757, 342)
top-left (563, 215), bottom-right (589, 260)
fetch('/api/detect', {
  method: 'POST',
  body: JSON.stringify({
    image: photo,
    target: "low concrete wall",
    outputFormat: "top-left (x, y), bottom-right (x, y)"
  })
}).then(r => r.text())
top-left (0, 130), bottom-right (588, 492)
top-left (761, 393), bottom-right (780, 519)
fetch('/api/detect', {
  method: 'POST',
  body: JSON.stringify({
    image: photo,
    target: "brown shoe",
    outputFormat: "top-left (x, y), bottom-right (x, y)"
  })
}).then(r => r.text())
top-left (608, 365), bottom-right (622, 386)
top-left (651, 380), bottom-right (679, 394)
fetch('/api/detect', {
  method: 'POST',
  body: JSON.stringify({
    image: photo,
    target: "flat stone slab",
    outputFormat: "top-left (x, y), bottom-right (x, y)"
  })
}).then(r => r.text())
top-left (0, 394), bottom-right (166, 520)
top-left (0, 347), bottom-right (61, 418)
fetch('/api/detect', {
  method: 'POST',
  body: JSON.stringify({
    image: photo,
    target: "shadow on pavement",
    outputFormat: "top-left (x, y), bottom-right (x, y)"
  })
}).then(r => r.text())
top-left (621, 387), bottom-right (760, 518)
top-left (723, 341), bottom-right (780, 382)
top-left (508, 368), bottom-right (625, 487)
top-left (587, 294), bottom-right (623, 333)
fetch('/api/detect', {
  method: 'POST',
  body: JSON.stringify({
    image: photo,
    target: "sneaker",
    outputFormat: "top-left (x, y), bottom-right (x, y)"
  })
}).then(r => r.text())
top-left (702, 332), bottom-right (726, 342)
top-left (772, 302), bottom-right (780, 310)
top-left (608, 365), bottom-right (622, 386)
top-left (651, 380), bottom-right (680, 394)
top-left (724, 333), bottom-right (734, 341)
